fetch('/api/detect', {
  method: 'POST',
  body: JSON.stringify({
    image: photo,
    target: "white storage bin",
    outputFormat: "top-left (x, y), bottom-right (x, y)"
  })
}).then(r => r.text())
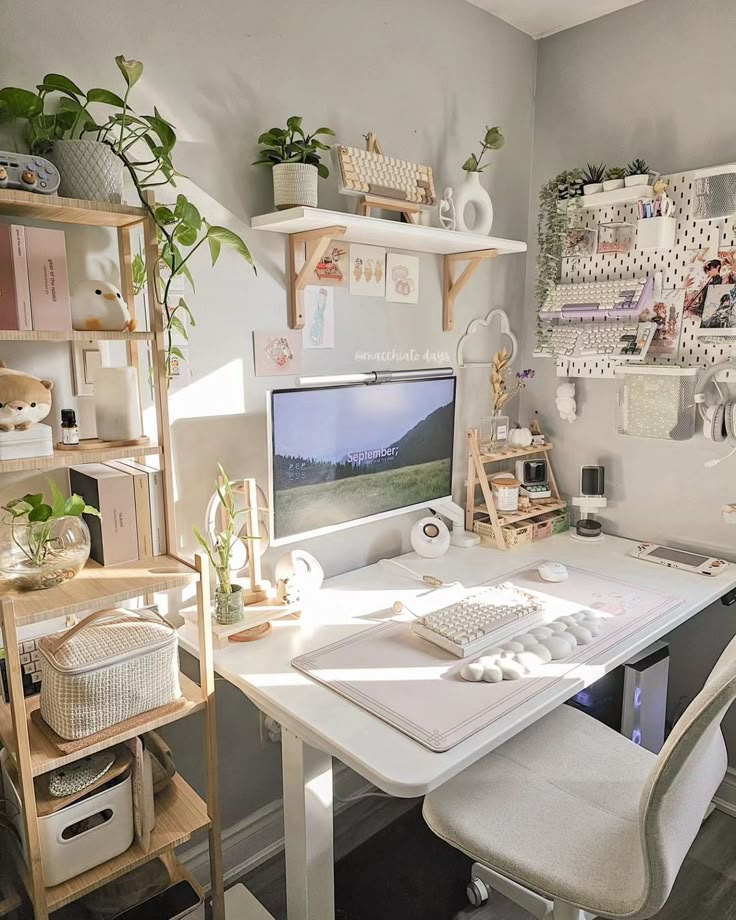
top-left (1, 750), bottom-right (134, 887)
top-left (636, 216), bottom-right (676, 251)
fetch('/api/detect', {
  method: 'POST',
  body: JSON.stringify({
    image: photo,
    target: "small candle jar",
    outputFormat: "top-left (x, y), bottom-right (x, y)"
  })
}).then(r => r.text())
top-left (492, 477), bottom-right (520, 514)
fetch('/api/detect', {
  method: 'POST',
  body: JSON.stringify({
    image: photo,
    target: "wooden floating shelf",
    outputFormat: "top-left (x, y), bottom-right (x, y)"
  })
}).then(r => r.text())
top-left (478, 442), bottom-right (553, 463)
top-left (0, 188), bottom-right (146, 228)
top-left (0, 674), bottom-right (203, 777)
top-left (2, 554), bottom-right (196, 627)
top-left (0, 443), bottom-right (161, 474)
top-left (252, 207), bottom-right (526, 332)
top-left (476, 499), bottom-right (567, 526)
top-left (7, 773), bottom-right (210, 912)
top-left (577, 185), bottom-right (655, 210)
top-left (0, 328), bottom-right (153, 342)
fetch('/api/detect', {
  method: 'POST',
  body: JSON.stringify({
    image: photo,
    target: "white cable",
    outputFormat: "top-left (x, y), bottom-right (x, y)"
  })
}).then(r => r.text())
top-left (336, 791), bottom-right (394, 804)
top-left (705, 443), bottom-right (736, 468)
top-left (379, 558), bottom-right (461, 589)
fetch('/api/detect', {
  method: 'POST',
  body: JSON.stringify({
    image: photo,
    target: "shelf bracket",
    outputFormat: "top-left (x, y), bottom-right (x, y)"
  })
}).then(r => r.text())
top-left (288, 226), bottom-right (347, 328)
top-left (442, 249), bottom-right (499, 332)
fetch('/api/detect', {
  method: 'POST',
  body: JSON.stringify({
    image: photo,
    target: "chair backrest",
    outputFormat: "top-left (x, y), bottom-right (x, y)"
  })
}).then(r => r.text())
top-left (635, 632), bottom-right (736, 917)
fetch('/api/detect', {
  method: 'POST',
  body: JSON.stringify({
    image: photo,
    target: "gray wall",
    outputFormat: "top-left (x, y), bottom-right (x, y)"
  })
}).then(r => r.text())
top-left (1, 0), bottom-right (536, 825)
top-left (521, 0), bottom-right (736, 753)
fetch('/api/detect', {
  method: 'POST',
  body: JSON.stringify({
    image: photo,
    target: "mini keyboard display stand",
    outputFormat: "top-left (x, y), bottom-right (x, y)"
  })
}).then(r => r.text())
top-left (465, 429), bottom-right (568, 550)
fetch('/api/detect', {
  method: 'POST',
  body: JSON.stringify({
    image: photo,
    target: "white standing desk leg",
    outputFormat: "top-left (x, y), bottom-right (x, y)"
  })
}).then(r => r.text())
top-left (282, 728), bottom-right (335, 920)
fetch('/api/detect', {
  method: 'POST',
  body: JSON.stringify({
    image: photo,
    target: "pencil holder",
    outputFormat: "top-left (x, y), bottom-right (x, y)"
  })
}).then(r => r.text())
top-left (637, 216), bottom-right (676, 251)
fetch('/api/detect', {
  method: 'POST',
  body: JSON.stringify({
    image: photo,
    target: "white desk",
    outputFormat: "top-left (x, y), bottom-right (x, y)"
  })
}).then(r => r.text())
top-left (179, 534), bottom-right (736, 920)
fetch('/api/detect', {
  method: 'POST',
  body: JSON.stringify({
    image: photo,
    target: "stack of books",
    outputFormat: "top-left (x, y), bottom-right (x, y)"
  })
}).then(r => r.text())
top-left (0, 226), bottom-right (72, 331)
top-left (70, 461), bottom-right (165, 565)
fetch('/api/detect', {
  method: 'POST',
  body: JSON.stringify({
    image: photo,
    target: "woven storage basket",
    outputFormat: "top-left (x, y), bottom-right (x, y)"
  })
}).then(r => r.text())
top-left (39, 608), bottom-right (181, 741)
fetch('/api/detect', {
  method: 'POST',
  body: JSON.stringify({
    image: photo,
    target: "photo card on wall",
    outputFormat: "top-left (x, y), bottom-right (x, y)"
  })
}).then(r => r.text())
top-left (638, 288), bottom-right (685, 356)
top-left (385, 253), bottom-right (419, 304)
top-left (349, 244), bottom-right (386, 297)
top-left (303, 285), bottom-right (335, 349)
top-left (253, 330), bottom-right (303, 376)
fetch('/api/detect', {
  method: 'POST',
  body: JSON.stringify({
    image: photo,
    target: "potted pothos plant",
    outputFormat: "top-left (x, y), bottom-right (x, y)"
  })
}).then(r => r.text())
top-left (0, 56), bottom-right (255, 382)
top-left (0, 482), bottom-right (100, 591)
top-left (253, 117), bottom-right (335, 209)
top-left (536, 168), bottom-right (584, 303)
top-left (192, 466), bottom-right (260, 625)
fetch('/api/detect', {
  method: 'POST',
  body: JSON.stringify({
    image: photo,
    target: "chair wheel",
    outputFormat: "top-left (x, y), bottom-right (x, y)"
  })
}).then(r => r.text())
top-left (466, 878), bottom-right (490, 907)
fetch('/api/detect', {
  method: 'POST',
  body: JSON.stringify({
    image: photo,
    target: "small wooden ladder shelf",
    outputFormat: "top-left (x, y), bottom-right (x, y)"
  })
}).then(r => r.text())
top-left (466, 428), bottom-right (566, 550)
top-left (0, 188), bottom-right (225, 920)
top-left (252, 206), bottom-right (526, 332)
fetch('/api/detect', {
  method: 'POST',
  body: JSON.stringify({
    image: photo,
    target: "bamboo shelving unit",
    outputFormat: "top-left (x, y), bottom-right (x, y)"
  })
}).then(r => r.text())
top-left (0, 189), bottom-right (225, 919)
top-left (466, 429), bottom-right (568, 550)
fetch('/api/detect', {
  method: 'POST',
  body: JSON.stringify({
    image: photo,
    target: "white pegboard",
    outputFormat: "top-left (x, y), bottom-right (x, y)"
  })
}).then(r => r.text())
top-left (554, 166), bottom-right (736, 379)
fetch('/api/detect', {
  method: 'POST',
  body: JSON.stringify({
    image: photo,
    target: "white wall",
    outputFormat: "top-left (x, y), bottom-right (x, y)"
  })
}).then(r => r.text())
top-left (1, 0), bottom-right (537, 828)
top-left (520, 0), bottom-right (736, 754)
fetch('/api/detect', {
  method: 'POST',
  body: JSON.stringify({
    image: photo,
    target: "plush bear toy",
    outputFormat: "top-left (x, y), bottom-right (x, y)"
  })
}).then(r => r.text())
top-left (71, 280), bottom-right (137, 332)
top-left (0, 362), bottom-right (54, 431)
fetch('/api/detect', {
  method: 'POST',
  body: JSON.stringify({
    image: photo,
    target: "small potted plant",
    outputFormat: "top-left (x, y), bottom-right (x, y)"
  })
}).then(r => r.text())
top-left (582, 162), bottom-right (606, 196)
top-left (603, 166), bottom-right (626, 192)
top-left (253, 117), bottom-right (335, 210)
top-left (193, 466), bottom-right (260, 625)
top-left (0, 482), bottom-right (100, 591)
top-left (625, 158), bottom-right (652, 188)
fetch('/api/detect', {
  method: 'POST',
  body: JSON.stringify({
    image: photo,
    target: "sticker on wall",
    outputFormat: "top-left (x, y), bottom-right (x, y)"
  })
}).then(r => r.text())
top-left (385, 253), bottom-right (419, 304)
top-left (349, 244), bottom-right (386, 297)
top-left (253, 330), bottom-right (303, 376)
top-left (303, 286), bottom-right (334, 349)
top-left (683, 246), bottom-right (718, 317)
top-left (638, 289), bottom-right (685, 357)
top-left (312, 240), bottom-right (349, 287)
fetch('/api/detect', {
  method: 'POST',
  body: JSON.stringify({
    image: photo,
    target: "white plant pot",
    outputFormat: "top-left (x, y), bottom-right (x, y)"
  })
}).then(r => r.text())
top-left (602, 178), bottom-right (625, 191)
top-left (50, 140), bottom-right (124, 203)
top-left (272, 163), bottom-right (318, 210)
top-left (453, 171), bottom-right (494, 235)
top-left (625, 174), bottom-right (650, 188)
top-left (583, 183), bottom-right (603, 195)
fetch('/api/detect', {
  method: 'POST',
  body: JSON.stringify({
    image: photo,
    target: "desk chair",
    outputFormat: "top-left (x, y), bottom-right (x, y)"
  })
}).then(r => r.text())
top-left (423, 635), bottom-right (736, 920)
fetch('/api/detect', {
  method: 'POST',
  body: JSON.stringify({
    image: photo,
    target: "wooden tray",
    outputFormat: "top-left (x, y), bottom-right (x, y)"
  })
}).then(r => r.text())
top-left (56, 436), bottom-right (150, 451)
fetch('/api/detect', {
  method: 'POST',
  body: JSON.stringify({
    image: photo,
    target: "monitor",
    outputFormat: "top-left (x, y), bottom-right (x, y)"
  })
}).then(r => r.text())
top-left (268, 376), bottom-right (457, 544)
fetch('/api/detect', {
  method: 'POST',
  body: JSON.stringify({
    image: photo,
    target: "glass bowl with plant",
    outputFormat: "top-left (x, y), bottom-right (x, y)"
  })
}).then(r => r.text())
top-left (253, 117), bottom-right (336, 210)
top-left (625, 158), bottom-right (653, 187)
top-left (603, 166), bottom-right (626, 191)
top-left (193, 466), bottom-right (264, 625)
top-left (582, 162), bottom-right (606, 195)
top-left (0, 482), bottom-right (100, 591)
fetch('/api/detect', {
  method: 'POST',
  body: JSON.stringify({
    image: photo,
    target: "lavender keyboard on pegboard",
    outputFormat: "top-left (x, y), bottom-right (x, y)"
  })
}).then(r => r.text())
top-left (0, 638), bottom-right (42, 703)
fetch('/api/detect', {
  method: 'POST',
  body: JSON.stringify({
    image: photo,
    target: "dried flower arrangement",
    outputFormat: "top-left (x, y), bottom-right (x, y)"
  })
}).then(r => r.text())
top-left (490, 348), bottom-right (535, 413)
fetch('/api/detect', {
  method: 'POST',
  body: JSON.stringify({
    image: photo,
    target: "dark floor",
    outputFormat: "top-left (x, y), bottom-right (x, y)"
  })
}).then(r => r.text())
top-left (242, 805), bottom-right (736, 920)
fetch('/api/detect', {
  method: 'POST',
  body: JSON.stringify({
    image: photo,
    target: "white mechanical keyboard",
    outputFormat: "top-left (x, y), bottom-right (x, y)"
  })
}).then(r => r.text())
top-left (411, 582), bottom-right (545, 658)
top-left (540, 279), bottom-right (646, 317)
top-left (534, 321), bottom-right (656, 359)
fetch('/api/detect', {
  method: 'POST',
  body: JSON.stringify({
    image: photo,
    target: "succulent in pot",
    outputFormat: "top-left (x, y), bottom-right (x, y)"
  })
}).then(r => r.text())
top-left (602, 166), bottom-right (626, 191)
top-left (0, 482), bottom-right (100, 591)
top-left (625, 158), bottom-right (653, 187)
top-left (581, 162), bottom-right (606, 195)
top-left (253, 117), bottom-right (335, 209)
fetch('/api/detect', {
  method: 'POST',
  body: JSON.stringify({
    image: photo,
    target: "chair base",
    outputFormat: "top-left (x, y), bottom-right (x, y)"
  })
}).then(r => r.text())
top-left (468, 862), bottom-right (596, 920)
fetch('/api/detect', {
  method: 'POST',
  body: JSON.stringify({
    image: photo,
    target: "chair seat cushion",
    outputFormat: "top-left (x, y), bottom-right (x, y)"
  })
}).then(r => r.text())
top-left (423, 705), bottom-right (656, 916)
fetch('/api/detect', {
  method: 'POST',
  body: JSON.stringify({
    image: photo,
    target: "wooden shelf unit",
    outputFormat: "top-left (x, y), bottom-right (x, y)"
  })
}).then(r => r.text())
top-left (466, 428), bottom-right (567, 549)
top-left (0, 329), bottom-right (153, 342)
top-left (0, 193), bottom-right (225, 920)
top-left (252, 206), bottom-right (527, 332)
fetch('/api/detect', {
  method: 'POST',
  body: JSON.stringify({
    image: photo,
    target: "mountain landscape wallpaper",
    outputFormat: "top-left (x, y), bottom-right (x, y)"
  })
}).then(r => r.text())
top-left (271, 378), bottom-right (456, 540)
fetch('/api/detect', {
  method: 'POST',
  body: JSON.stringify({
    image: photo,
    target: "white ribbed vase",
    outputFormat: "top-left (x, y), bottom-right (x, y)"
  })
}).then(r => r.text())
top-left (51, 140), bottom-right (124, 203)
top-left (453, 171), bottom-right (494, 235)
top-left (272, 163), bottom-right (318, 209)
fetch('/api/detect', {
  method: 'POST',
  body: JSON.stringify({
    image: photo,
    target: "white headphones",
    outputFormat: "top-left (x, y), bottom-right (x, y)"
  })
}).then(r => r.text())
top-left (695, 360), bottom-right (736, 466)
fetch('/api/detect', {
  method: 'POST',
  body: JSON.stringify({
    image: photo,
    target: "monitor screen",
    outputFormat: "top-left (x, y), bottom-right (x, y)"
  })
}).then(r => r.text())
top-left (268, 377), bottom-right (456, 544)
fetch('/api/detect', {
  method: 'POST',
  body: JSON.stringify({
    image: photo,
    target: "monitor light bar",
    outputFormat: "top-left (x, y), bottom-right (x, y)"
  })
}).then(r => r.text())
top-left (296, 367), bottom-right (453, 387)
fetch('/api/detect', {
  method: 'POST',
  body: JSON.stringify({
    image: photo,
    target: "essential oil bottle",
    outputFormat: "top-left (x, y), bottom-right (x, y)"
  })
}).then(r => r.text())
top-left (60, 409), bottom-right (80, 446)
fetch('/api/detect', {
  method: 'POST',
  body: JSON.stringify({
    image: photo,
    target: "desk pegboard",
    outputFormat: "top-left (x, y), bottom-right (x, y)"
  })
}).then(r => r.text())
top-left (554, 167), bottom-right (736, 379)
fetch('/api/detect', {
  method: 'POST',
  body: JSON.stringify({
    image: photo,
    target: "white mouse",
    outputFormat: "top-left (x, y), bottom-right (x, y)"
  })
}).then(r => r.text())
top-left (538, 562), bottom-right (568, 582)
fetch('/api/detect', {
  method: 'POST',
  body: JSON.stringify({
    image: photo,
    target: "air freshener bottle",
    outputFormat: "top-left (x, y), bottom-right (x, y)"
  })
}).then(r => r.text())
top-left (60, 409), bottom-right (80, 446)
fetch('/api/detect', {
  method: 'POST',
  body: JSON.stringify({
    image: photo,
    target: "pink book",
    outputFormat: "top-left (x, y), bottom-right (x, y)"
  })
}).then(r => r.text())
top-left (25, 227), bottom-right (72, 331)
top-left (0, 225), bottom-right (32, 330)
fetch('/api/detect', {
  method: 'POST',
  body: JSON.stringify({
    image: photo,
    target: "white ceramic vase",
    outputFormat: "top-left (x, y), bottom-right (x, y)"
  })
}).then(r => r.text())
top-left (51, 140), bottom-right (124, 203)
top-left (453, 171), bottom-right (494, 235)
top-left (272, 163), bottom-right (318, 210)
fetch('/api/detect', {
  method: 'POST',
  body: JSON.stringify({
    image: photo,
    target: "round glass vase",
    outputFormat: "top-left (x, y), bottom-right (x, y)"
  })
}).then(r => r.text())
top-left (214, 584), bottom-right (245, 625)
top-left (0, 516), bottom-right (91, 591)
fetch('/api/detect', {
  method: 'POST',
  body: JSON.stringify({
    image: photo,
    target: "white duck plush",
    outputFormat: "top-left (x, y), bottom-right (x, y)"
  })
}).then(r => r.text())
top-left (71, 280), bottom-right (137, 332)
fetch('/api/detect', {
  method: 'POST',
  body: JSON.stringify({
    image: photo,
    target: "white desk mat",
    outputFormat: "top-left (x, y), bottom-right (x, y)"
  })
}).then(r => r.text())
top-left (291, 564), bottom-right (681, 752)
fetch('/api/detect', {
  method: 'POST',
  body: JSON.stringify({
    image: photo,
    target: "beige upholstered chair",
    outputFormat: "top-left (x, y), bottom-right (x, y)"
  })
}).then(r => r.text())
top-left (423, 635), bottom-right (736, 920)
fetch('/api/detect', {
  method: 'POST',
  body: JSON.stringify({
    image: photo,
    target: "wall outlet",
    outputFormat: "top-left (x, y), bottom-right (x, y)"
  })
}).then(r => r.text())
top-left (259, 711), bottom-right (281, 746)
